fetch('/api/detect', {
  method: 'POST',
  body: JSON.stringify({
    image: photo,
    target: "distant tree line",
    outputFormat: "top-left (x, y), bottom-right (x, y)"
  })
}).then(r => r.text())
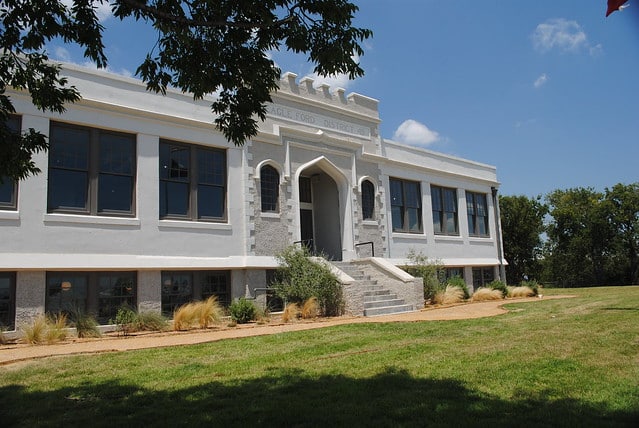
top-left (500, 183), bottom-right (639, 287)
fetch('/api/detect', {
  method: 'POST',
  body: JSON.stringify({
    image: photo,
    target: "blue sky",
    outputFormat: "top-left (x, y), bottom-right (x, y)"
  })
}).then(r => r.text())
top-left (52, 1), bottom-right (639, 197)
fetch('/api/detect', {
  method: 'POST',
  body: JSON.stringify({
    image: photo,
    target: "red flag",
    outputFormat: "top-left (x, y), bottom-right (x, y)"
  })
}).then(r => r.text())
top-left (606, 0), bottom-right (629, 17)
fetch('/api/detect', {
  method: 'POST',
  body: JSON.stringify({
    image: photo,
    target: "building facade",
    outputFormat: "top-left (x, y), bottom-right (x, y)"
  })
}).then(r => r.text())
top-left (0, 65), bottom-right (505, 331)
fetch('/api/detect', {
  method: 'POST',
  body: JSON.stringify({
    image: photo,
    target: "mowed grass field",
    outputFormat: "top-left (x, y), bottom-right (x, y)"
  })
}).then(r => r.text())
top-left (1, 287), bottom-right (637, 427)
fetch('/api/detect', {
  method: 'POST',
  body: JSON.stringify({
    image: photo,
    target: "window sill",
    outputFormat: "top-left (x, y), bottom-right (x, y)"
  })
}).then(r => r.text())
top-left (362, 220), bottom-right (378, 226)
top-left (44, 213), bottom-right (140, 227)
top-left (434, 235), bottom-right (464, 243)
top-left (158, 219), bottom-right (232, 231)
top-left (0, 210), bottom-right (19, 221)
top-left (391, 232), bottom-right (427, 240)
top-left (469, 236), bottom-right (493, 243)
top-left (260, 212), bottom-right (280, 219)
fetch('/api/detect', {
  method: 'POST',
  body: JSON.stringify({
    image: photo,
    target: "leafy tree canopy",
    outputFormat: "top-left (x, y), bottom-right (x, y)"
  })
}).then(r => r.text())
top-left (0, 0), bottom-right (372, 182)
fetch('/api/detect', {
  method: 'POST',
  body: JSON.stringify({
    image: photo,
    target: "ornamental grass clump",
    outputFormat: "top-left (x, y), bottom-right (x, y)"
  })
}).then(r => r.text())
top-left (45, 313), bottom-right (68, 344)
top-left (471, 287), bottom-right (504, 302)
top-left (508, 286), bottom-right (536, 298)
top-left (433, 285), bottom-right (465, 305)
top-left (282, 303), bottom-right (301, 323)
top-left (69, 308), bottom-right (101, 338)
top-left (21, 315), bottom-right (48, 344)
top-left (301, 297), bottom-right (319, 319)
top-left (196, 296), bottom-right (224, 328)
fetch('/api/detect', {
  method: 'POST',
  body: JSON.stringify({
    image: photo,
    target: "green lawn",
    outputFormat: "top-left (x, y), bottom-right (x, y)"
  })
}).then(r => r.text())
top-left (1, 287), bottom-right (638, 427)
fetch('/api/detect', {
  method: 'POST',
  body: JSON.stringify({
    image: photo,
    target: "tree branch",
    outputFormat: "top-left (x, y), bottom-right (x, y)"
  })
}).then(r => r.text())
top-left (118, 0), bottom-right (297, 29)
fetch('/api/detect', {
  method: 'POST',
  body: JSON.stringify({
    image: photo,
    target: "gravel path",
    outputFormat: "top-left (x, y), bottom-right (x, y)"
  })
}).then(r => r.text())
top-left (0, 296), bottom-right (566, 367)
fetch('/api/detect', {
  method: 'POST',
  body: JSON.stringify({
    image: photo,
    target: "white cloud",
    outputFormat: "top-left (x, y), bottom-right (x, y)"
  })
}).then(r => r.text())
top-left (531, 18), bottom-right (591, 54)
top-left (61, 0), bottom-right (112, 22)
top-left (534, 73), bottom-right (549, 88)
top-left (54, 46), bottom-right (72, 62)
top-left (392, 119), bottom-right (440, 147)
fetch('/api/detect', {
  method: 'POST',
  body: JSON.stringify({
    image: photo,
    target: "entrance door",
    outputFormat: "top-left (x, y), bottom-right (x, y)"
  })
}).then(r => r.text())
top-left (299, 176), bottom-right (315, 253)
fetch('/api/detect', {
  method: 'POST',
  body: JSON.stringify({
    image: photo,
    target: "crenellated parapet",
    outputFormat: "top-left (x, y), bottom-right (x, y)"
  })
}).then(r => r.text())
top-left (276, 72), bottom-right (379, 120)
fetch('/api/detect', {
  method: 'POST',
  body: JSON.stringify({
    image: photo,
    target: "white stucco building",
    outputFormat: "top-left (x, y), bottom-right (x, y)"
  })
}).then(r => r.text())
top-left (0, 64), bottom-right (505, 331)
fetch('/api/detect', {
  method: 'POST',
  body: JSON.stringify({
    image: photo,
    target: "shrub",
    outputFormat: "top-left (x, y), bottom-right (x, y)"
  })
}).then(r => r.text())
top-left (402, 249), bottom-right (445, 302)
top-left (508, 286), bottom-right (536, 298)
top-left (0, 327), bottom-right (7, 345)
top-left (446, 276), bottom-right (470, 299)
top-left (486, 280), bottom-right (508, 298)
top-left (69, 308), bottom-right (101, 338)
top-left (471, 288), bottom-right (504, 302)
top-left (21, 315), bottom-right (48, 344)
top-left (273, 246), bottom-right (344, 317)
top-left (114, 305), bottom-right (138, 336)
top-left (433, 285), bottom-right (465, 305)
top-left (301, 297), bottom-right (319, 319)
top-left (229, 297), bottom-right (257, 324)
top-left (282, 303), bottom-right (300, 323)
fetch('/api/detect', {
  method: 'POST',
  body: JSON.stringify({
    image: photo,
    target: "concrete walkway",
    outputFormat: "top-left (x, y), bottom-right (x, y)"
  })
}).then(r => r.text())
top-left (0, 296), bottom-right (566, 367)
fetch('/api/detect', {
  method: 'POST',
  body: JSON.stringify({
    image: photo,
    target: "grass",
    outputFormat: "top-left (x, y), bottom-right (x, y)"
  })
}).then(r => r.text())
top-left (1, 286), bottom-right (638, 427)
top-left (508, 285), bottom-right (536, 298)
top-left (433, 285), bottom-right (466, 305)
top-left (471, 287), bottom-right (505, 301)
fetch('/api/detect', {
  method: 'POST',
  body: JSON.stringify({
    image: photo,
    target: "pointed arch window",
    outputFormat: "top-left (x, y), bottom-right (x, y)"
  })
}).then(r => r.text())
top-left (260, 164), bottom-right (279, 212)
top-left (361, 179), bottom-right (375, 220)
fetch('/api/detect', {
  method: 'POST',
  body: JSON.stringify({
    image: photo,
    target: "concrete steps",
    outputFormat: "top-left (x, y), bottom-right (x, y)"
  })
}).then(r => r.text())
top-left (333, 261), bottom-right (415, 317)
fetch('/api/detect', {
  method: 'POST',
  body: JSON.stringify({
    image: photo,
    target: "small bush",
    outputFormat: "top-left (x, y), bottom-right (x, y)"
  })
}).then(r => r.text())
top-left (273, 246), bottom-right (344, 317)
top-left (402, 249), bottom-right (445, 302)
top-left (486, 280), bottom-right (508, 298)
top-left (301, 297), bottom-right (319, 319)
top-left (114, 306), bottom-right (138, 336)
top-left (21, 315), bottom-right (48, 344)
top-left (282, 303), bottom-right (300, 323)
top-left (471, 288), bottom-right (504, 302)
top-left (433, 285), bottom-right (465, 305)
top-left (0, 327), bottom-right (7, 345)
top-left (69, 309), bottom-right (101, 338)
top-left (45, 313), bottom-right (68, 344)
top-left (229, 297), bottom-right (257, 324)
top-left (508, 286), bottom-right (536, 298)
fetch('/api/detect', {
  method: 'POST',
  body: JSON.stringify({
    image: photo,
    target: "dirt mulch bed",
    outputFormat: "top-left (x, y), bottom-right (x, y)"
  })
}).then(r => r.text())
top-left (0, 295), bottom-right (570, 367)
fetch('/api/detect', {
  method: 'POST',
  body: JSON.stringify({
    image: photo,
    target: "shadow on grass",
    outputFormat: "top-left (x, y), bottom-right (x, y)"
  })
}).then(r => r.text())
top-left (0, 367), bottom-right (635, 427)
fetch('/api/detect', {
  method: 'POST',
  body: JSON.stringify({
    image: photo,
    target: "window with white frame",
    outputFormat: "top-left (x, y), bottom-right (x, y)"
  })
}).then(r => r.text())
top-left (159, 141), bottom-right (226, 221)
top-left (0, 115), bottom-right (21, 210)
top-left (47, 122), bottom-right (136, 215)
top-left (390, 178), bottom-right (422, 233)
top-left (431, 185), bottom-right (459, 235)
top-left (466, 191), bottom-right (489, 237)
top-left (361, 179), bottom-right (375, 220)
top-left (260, 164), bottom-right (279, 212)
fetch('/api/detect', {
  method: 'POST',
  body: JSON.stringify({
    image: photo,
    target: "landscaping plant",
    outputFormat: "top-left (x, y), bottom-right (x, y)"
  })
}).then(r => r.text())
top-left (229, 297), bottom-right (257, 324)
top-left (402, 249), bottom-right (445, 302)
top-left (273, 246), bottom-right (344, 317)
top-left (471, 288), bottom-right (503, 302)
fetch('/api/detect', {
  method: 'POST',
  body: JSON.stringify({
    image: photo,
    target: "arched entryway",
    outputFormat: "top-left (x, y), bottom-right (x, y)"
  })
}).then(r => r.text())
top-left (295, 157), bottom-right (353, 261)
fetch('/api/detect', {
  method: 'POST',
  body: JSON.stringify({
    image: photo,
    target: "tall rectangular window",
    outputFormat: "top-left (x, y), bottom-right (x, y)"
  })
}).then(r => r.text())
top-left (0, 115), bottom-right (21, 210)
top-left (47, 122), bottom-right (135, 215)
top-left (201, 271), bottom-right (230, 306)
top-left (159, 141), bottom-right (226, 221)
top-left (472, 267), bottom-right (495, 288)
top-left (390, 178), bottom-right (422, 233)
top-left (0, 273), bottom-right (16, 330)
top-left (161, 272), bottom-right (193, 316)
top-left (466, 192), bottom-right (489, 237)
top-left (432, 185), bottom-right (459, 235)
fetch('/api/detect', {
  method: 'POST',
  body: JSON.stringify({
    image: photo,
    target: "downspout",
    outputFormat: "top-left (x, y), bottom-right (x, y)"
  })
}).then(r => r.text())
top-left (492, 186), bottom-right (507, 283)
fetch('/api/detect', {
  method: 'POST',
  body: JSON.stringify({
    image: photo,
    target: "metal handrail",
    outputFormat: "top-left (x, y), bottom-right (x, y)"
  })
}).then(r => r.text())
top-left (355, 241), bottom-right (375, 257)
